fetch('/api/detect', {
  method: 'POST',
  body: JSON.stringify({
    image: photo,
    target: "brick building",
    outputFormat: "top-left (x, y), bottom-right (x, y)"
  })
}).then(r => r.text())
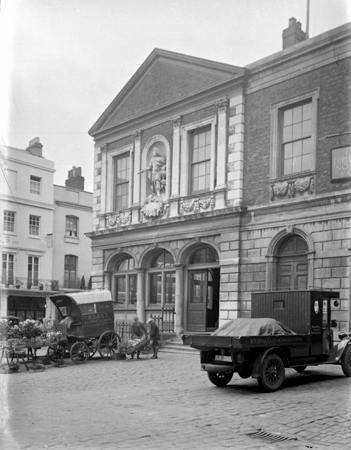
top-left (88, 20), bottom-right (351, 333)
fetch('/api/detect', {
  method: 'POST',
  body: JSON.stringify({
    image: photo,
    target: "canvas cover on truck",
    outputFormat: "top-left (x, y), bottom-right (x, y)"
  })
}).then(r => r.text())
top-left (211, 318), bottom-right (296, 337)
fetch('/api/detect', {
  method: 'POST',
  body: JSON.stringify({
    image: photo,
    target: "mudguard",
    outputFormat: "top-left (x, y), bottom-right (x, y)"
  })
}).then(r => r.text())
top-left (333, 339), bottom-right (351, 362)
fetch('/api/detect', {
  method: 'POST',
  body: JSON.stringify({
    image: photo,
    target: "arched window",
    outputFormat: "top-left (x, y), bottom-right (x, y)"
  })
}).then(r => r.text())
top-left (276, 235), bottom-right (308, 290)
top-left (64, 255), bottom-right (78, 288)
top-left (112, 255), bottom-right (137, 307)
top-left (189, 246), bottom-right (218, 265)
top-left (147, 249), bottom-right (175, 306)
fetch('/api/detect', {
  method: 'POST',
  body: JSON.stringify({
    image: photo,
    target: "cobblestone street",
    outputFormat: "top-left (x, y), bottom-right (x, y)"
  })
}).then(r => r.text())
top-left (2, 350), bottom-right (351, 450)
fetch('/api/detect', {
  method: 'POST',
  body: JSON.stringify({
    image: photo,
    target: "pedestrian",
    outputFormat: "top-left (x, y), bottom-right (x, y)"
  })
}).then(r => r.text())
top-left (147, 317), bottom-right (160, 359)
top-left (130, 316), bottom-right (147, 359)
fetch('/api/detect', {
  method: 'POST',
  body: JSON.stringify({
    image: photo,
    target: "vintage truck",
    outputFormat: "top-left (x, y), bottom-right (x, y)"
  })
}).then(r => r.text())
top-left (182, 290), bottom-right (351, 392)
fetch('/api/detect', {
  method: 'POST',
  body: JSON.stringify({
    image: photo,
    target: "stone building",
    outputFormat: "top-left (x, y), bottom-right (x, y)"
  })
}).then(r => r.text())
top-left (88, 19), bottom-right (351, 333)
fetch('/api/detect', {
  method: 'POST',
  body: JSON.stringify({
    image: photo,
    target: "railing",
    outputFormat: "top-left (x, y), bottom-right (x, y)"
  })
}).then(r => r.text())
top-left (115, 321), bottom-right (133, 341)
top-left (3, 277), bottom-right (60, 291)
top-left (151, 304), bottom-right (175, 333)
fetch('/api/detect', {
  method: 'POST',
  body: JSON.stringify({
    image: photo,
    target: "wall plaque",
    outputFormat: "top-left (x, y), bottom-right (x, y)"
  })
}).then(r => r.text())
top-left (331, 146), bottom-right (351, 180)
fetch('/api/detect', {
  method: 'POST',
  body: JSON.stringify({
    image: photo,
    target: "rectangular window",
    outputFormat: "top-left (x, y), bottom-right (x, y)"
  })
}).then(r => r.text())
top-left (28, 256), bottom-right (39, 288)
top-left (165, 272), bottom-right (175, 304)
top-left (64, 255), bottom-right (78, 288)
top-left (114, 154), bottom-right (129, 211)
top-left (3, 210), bottom-right (15, 233)
top-left (30, 175), bottom-right (41, 194)
top-left (280, 101), bottom-right (313, 176)
top-left (116, 276), bottom-right (126, 304)
top-left (191, 127), bottom-right (211, 192)
top-left (29, 215), bottom-right (40, 236)
top-left (128, 274), bottom-right (137, 305)
top-left (2, 253), bottom-right (14, 285)
top-left (65, 216), bottom-right (78, 237)
top-left (149, 273), bottom-right (162, 304)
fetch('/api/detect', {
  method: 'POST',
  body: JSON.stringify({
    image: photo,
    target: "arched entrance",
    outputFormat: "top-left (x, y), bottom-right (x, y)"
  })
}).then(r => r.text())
top-left (186, 245), bottom-right (220, 332)
top-left (276, 235), bottom-right (308, 290)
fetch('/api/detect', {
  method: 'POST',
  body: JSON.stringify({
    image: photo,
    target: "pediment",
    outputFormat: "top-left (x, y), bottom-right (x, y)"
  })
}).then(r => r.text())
top-left (90, 49), bottom-right (244, 136)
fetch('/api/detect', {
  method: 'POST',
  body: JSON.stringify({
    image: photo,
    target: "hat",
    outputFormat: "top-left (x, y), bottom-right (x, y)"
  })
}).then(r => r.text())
top-left (147, 318), bottom-right (154, 324)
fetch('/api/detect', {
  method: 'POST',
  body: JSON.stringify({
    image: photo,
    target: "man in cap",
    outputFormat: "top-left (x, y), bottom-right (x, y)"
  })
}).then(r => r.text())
top-left (147, 317), bottom-right (160, 359)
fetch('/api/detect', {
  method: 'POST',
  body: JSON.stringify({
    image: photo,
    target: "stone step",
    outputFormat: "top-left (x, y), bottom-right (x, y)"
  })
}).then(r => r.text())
top-left (160, 340), bottom-right (198, 354)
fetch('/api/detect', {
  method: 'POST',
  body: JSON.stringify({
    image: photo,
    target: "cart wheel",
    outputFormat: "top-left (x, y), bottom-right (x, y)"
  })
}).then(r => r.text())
top-left (70, 342), bottom-right (90, 363)
top-left (98, 331), bottom-right (120, 359)
top-left (207, 371), bottom-right (233, 387)
top-left (341, 344), bottom-right (351, 377)
top-left (257, 353), bottom-right (285, 392)
top-left (294, 365), bottom-right (307, 373)
top-left (47, 343), bottom-right (65, 362)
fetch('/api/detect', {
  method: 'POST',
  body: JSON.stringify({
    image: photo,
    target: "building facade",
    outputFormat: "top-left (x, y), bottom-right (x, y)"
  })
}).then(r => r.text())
top-left (88, 20), bottom-right (351, 333)
top-left (0, 141), bottom-right (92, 319)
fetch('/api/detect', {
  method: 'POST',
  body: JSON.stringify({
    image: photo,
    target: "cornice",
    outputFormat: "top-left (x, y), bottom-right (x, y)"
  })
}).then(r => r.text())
top-left (0, 195), bottom-right (55, 210)
top-left (4, 156), bottom-right (55, 172)
top-left (54, 200), bottom-right (92, 211)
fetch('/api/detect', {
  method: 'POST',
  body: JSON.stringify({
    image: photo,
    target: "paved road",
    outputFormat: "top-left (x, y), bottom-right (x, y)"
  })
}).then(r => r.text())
top-left (1, 350), bottom-right (351, 450)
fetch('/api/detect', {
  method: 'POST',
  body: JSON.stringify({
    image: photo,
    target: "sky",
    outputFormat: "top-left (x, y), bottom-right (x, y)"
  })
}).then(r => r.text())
top-left (0, 0), bottom-right (349, 191)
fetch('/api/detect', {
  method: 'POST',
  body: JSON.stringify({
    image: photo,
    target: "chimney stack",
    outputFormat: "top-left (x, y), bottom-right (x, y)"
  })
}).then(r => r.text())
top-left (282, 17), bottom-right (307, 49)
top-left (65, 166), bottom-right (85, 191)
top-left (26, 137), bottom-right (43, 157)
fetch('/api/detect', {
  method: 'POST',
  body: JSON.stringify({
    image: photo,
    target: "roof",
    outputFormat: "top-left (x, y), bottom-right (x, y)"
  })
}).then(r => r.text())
top-left (50, 290), bottom-right (112, 305)
top-left (89, 48), bottom-right (245, 136)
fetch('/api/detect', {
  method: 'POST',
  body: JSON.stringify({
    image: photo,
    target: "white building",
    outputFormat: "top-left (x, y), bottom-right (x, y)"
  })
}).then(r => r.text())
top-left (0, 139), bottom-right (92, 319)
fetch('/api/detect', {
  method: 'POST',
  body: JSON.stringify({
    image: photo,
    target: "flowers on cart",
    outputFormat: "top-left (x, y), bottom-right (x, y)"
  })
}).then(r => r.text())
top-left (45, 331), bottom-right (64, 345)
top-left (20, 319), bottom-right (43, 338)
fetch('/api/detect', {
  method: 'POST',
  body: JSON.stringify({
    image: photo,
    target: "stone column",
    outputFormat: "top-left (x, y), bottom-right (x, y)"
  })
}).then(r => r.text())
top-left (175, 264), bottom-right (184, 334)
top-left (133, 130), bottom-right (141, 205)
top-left (128, 148), bottom-right (134, 206)
top-left (216, 98), bottom-right (228, 190)
top-left (136, 268), bottom-right (145, 322)
top-left (180, 130), bottom-right (189, 197)
top-left (171, 117), bottom-right (181, 197)
top-left (100, 144), bottom-right (108, 213)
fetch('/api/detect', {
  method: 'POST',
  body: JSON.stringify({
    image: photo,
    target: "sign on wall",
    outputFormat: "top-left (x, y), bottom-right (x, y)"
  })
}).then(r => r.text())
top-left (331, 146), bottom-right (351, 180)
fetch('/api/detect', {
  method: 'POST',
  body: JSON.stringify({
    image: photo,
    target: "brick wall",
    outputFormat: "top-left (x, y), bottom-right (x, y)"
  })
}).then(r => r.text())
top-left (244, 58), bottom-right (351, 206)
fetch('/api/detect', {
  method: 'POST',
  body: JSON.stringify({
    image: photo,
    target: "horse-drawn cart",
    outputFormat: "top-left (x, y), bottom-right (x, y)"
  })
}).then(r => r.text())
top-left (48, 290), bottom-right (120, 363)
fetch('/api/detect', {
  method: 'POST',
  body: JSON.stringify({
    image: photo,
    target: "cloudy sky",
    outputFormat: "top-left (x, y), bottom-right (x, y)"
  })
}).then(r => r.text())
top-left (0, 0), bottom-right (349, 191)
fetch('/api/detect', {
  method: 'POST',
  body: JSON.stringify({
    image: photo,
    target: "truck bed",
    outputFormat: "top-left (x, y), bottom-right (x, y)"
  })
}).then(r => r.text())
top-left (183, 333), bottom-right (309, 351)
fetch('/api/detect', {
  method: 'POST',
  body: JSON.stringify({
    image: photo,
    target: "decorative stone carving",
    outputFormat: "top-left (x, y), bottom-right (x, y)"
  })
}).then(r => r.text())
top-left (141, 195), bottom-right (169, 220)
top-left (179, 196), bottom-right (215, 214)
top-left (216, 97), bottom-right (229, 111)
top-left (103, 211), bottom-right (132, 229)
top-left (172, 116), bottom-right (182, 128)
top-left (271, 176), bottom-right (315, 201)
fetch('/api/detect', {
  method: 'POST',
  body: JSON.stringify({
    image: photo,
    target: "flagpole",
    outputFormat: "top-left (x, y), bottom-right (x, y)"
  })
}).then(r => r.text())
top-left (306, 0), bottom-right (310, 38)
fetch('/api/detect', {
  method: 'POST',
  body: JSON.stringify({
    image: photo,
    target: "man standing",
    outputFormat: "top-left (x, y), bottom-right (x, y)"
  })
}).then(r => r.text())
top-left (130, 316), bottom-right (147, 359)
top-left (147, 318), bottom-right (160, 359)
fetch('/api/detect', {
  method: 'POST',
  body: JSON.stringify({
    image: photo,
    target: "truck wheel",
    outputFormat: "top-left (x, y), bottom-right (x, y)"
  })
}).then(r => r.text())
top-left (294, 366), bottom-right (307, 373)
top-left (258, 353), bottom-right (285, 392)
top-left (341, 345), bottom-right (351, 377)
top-left (207, 371), bottom-right (233, 387)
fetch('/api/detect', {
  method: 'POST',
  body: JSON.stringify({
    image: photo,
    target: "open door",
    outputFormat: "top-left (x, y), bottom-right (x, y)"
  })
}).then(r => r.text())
top-left (187, 269), bottom-right (220, 332)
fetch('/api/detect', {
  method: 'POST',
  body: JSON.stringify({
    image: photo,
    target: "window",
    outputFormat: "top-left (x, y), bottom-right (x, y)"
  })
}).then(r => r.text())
top-left (28, 256), bottom-right (39, 288)
top-left (30, 175), bottom-right (41, 194)
top-left (271, 91), bottom-right (318, 179)
top-left (113, 256), bottom-right (137, 306)
top-left (280, 101), bottom-right (313, 175)
top-left (114, 154), bottom-right (129, 211)
top-left (3, 210), bottom-right (15, 233)
top-left (148, 249), bottom-right (175, 305)
top-left (65, 215), bottom-right (78, 237)
top-left (29, 215), bottom-right (40, 236)
top-left (190, 127), bottom-right (211, 192)
top-left (64, 255), bottom-right (78, 288)
top-left (2, 253), bottom-right (14, 285)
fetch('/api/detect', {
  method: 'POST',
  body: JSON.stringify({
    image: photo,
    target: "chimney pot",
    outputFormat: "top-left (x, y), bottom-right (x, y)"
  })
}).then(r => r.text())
top-left (26, 137), bottom-right (43, 157)
top-left (282, 17), bottom-right (307, 49)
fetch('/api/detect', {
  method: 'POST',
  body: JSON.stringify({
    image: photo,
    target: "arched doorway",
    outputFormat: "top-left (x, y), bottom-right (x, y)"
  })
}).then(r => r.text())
top-left (276, 235), bottom-right (308, 290)
top-left (186, 245), bottom-right (220, 332)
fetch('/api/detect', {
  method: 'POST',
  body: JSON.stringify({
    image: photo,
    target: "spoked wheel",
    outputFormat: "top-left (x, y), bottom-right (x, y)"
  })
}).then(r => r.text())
top-left (207, 371), bottom-right (233, 387)
top-left (341, 345), bottom-right (351, 377)
top-left (258, 353), bottom-right (285, 392)
top-left (70, 341), bottom-right (90, 363)
top-left (98, 331), bottom-right (120, 359)
top-left (47, 343), bottom-right (66, 362)
top-left (294, 365), bottom-right (307, 373)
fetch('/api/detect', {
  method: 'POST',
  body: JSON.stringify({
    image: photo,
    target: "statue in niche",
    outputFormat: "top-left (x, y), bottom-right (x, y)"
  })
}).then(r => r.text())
top-left (145, 147), bottom-right (166, 197)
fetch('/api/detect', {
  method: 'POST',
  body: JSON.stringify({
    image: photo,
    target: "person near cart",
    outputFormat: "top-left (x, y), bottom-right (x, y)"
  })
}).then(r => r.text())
top-left (130, 316), bottom-right (147, 359)
top-left (147, 317), bottom-right (160, 359)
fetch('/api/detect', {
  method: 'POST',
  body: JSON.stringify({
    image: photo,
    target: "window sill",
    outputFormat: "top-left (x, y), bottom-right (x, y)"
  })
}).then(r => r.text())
top-left (271, 170), bottom-right (316, 183)
top-left (64, 236), bottom-right (80, 244)
top-left (28, 235), bottom-right (41, 240)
